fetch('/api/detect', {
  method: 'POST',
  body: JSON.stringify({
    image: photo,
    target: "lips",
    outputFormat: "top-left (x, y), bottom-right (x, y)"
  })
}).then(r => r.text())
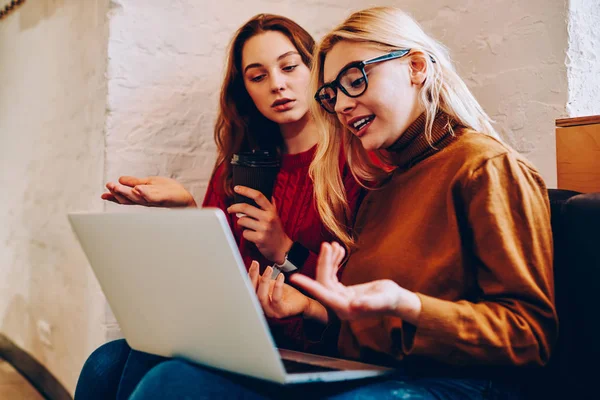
top-left (347, 115), bottom-right (375, 135)
top-left (271, 98), bottom-right (294, 107)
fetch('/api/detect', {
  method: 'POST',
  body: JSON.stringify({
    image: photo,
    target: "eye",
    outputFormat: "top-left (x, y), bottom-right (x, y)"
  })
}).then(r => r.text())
top-left (319, 93), bottom-right (336, 105)
top-left (340, 67), bottom-right (366, 91)
top-left (350, 77), bottom-right (366, 88)
top-left (282, 65), bottom-right (298, 72)
top-left (250, 75), bottom-right (266, 82)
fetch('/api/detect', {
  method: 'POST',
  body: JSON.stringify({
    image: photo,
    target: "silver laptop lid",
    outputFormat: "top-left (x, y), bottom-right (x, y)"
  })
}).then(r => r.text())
top-left (68, 208), bottom-right (288, 383)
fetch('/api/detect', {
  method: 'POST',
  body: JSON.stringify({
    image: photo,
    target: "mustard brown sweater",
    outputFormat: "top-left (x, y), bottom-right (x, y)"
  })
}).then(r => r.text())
top-left (338, 113), bottom-right (558, 368)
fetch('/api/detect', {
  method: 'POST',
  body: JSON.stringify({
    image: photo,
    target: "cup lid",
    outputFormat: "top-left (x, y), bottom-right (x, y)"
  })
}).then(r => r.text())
top-left (231, 150), bottom-right (280, 167)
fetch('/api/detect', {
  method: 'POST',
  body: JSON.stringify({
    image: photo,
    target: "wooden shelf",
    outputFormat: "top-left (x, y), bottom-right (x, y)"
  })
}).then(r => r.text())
top-left (556, 115), bottom-right (600, 193)
top-left (556, 115), bottom-right (600, 128)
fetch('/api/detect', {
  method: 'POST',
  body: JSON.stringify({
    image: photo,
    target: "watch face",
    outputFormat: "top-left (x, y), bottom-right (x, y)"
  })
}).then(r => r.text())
top-left (271, 267), bottom-right (282, 279)
top-left (275, 259), bottom-right (297, 273)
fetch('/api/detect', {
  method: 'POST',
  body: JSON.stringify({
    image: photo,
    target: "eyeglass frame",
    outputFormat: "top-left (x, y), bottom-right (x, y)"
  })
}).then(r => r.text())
top-left (314, 49), bottom-right (423, 114)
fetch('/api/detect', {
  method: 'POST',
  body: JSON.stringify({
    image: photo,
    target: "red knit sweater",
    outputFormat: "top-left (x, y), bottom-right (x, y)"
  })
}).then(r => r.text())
top-left (202, 145), bottom-right (362, 353)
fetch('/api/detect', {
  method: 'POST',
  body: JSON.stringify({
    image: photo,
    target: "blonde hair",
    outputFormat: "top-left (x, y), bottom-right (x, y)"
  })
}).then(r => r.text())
top-left (309, 6), bottom-right (498, 248)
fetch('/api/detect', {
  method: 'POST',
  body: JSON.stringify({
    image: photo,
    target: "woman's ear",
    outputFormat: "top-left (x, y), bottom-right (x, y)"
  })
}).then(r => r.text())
top-left (408, 54), bottom-right (428, 86)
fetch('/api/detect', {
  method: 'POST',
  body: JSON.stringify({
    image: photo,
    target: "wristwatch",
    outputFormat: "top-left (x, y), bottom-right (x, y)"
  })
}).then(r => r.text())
top-left (272, 253), bottom-right (298, 273)
top-left (271, 241), bottom-right (309, 277)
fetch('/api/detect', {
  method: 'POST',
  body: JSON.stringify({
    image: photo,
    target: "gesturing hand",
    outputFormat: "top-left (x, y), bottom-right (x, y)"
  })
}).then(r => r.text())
top-left (248, 261), bottom-right (328, 324)
top-left (290, 242), bottom-right (422, 324)
top-left (227, 186), bottom-right (292, 264)
top-left (101, 176), bottom-right (197, 208)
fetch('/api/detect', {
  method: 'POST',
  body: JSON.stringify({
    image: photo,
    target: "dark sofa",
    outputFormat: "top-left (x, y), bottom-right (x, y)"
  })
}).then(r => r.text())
top-left (525, 189), bottom-right (600, 399)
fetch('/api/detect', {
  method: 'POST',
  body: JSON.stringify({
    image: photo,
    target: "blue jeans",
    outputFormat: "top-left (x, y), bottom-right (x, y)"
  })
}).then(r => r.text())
top-left (74, 339), bottom-right (167, 400)
top-left (129, 360), bottom-right (523, 400)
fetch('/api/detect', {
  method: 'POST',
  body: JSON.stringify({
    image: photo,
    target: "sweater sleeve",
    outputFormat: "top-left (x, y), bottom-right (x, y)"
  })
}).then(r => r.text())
top-left (398, 154), bottom-right (558, 366)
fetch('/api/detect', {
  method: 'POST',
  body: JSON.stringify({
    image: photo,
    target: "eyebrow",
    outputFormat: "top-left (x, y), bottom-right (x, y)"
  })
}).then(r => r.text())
top-left (243, 51), bottom-right (301, 74)
top-left (324, 59), bottom-right (361, 83)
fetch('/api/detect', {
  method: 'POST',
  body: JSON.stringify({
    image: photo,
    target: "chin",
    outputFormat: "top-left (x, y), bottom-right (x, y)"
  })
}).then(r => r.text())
top-left (358, 135), bottom-right (384, 152)
top-left (269, 110), bottom-right (304, 125)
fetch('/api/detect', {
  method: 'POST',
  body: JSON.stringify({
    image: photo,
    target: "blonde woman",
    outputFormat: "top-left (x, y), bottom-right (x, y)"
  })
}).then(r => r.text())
top-left (127, 7), bottom-right (557, 399)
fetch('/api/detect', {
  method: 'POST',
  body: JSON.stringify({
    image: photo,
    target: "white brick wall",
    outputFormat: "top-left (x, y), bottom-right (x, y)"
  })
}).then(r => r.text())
top-left (567, 0), bottom-right (600, 117)
top-left (385, 0), bottom-right (568, 186)
top-left (104, 0), bottom-right (356, 209)
top-left (2, 0), bottom-right (592, 393)
top-left (0, 0), bottom-right (110, 392)
top-left (106, 0), bottom-right (569, 205)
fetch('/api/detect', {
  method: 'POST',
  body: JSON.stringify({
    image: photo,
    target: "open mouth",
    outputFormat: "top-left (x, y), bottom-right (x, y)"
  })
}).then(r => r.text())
top-left (271, 98), bottom-right (294, 107)
top-left (351, 115), bottom-right (375, 131)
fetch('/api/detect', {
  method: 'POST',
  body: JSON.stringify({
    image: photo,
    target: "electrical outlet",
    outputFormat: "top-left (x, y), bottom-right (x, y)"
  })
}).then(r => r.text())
top-left (37, 320), bottom-right (53, 348)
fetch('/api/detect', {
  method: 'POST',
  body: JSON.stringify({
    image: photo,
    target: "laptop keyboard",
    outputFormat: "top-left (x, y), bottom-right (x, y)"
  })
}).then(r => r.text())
top-left (282, 358), bottom-right (339, 374)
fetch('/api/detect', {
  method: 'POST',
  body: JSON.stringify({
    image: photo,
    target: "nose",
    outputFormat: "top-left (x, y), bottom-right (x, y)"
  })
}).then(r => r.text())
top-left (269, 71), bottom-right (286, 93)
top-left (334, 90), bottom-right (356, 115)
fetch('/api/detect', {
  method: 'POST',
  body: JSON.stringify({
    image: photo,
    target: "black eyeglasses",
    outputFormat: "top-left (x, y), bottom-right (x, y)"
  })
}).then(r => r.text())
top-left (314, 49), bottom-right (412, 114)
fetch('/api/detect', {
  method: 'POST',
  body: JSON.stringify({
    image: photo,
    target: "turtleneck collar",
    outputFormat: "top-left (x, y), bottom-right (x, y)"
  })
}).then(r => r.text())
top-left (386, 111), bottom-right (462, 169)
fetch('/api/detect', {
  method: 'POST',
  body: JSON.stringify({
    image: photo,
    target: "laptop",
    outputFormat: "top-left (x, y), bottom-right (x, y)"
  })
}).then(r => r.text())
top-left (68, 208), bottom-right (392, 384)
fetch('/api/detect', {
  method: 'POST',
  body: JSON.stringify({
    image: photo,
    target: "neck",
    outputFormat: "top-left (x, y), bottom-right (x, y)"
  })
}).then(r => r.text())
top-left (279, 113), bottom-right (318, 155)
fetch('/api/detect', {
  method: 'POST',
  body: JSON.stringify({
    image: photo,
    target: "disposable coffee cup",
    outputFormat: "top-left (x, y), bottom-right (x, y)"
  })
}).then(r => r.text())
top-left (231, 151), bottom-right (280, 217)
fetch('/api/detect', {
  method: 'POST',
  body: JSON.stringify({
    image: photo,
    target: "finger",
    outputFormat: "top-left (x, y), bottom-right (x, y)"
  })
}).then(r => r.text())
top-left (233, 186), bottom-right (273, 211)
top-left (272, 273), bottom-right (284, 303)
top-left (101, 196), bottom-right (121, 204)
top-left (227, 203), bottom-right (267, 221)
top-left (241, 229), bottom-right (263, 245)
top-left (133, 185), bottom-right (163, 204)
top-left (106, 187), bottom-right (134, 205)
top-left (235, 216), bottom-right (263, 232)
top-left (289, 274), bottom-right (348, 312)
top-left (118, 176), bottom-right (150, 187)
top-left (331, 242), bottom-right (346, 269)
top-left (257, 266), bottom-right (274, 311)
top-left (100, 192), bottom-right (118, 202)
top-left (112, 183), bottom-right (147, 204)
top-left (331, 242), bottom-right (346, 281)
top-left (316, 243), bottom-right (337, 289)
top-left (318, 242), bottom-right (348, 295)
top-left (248, 261), bottom-right (260, 291)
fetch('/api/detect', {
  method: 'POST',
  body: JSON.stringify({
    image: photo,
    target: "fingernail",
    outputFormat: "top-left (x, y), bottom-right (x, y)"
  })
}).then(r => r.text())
top-left (234, 186), bottom-right (240, 192)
